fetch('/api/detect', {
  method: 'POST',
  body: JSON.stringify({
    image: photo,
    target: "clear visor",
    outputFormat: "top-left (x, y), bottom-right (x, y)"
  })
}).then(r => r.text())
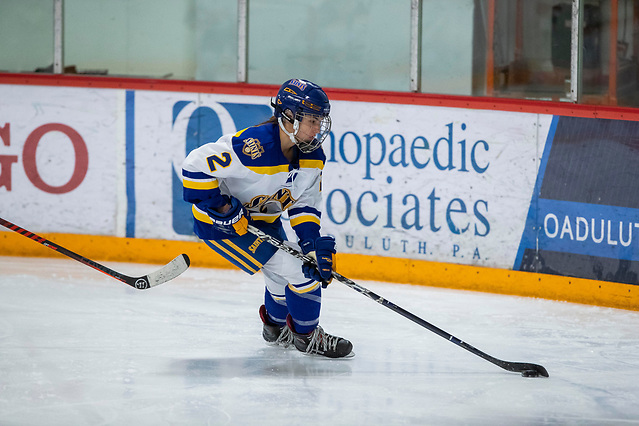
top-left (292, 112), bottom-right (332, 153)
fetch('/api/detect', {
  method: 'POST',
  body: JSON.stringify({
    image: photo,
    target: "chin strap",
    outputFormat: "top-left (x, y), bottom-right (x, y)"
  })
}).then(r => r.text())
top-left (278, 116), bottom-right (299, 147)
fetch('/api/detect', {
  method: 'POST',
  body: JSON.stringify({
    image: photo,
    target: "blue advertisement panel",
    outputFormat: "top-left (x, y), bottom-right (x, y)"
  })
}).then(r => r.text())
top-left (515, 116), bottom-right (639, 285)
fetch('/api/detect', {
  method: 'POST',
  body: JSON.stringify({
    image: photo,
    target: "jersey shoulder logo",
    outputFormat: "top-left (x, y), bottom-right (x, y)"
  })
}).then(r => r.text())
top-left (242, 137), bottom-right (264, 160)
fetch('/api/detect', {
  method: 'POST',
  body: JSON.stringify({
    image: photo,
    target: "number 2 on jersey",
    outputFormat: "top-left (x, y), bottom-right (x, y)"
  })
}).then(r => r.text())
top-left (206, 152), bottom-right (232, 172)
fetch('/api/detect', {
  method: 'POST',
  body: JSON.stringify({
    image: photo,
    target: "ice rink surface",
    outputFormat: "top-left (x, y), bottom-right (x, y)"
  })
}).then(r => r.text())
top-left (1, 256), bottom-right (639, 425)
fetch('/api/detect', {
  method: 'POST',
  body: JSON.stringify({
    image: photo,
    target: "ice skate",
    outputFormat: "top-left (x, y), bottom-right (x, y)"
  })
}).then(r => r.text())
top-left (259, 305), bottom-right (293, 348)
top-left (286, 314), bottom-right (354, 358)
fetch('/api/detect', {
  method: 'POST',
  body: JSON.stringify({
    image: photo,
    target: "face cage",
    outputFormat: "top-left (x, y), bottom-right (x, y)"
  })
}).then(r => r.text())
top-left (290, 112), bottom-right (332, 153)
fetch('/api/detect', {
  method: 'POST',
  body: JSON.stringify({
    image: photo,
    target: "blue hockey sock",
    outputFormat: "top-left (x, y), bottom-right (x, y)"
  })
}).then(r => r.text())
top-left (285, 280), bottom-right (321, 334)
top-left (263, 288), bottom-right (288, 326)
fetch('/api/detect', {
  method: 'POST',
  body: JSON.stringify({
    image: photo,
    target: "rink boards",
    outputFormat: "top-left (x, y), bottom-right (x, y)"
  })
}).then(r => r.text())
top-left (0, 76), bottom-right (638, 310)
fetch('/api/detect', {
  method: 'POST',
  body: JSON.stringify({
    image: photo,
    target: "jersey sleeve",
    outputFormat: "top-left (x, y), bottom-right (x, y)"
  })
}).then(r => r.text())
top-left (289, 165), bottom-right (324, 243)
top-left (181, 135), bottom-right (247, 239)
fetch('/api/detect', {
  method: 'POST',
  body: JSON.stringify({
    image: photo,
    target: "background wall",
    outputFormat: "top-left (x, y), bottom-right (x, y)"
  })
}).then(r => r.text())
top-left (0, 0), bottom-right (474, 92)
top-left (0, 0), bottom-right (54, 73)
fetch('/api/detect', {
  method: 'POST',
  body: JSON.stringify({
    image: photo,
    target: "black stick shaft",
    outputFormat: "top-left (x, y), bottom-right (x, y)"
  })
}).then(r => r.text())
top-left (1, 217), bottom-right (131, 283)
top-left (1, 217), bottom-right (190, 290)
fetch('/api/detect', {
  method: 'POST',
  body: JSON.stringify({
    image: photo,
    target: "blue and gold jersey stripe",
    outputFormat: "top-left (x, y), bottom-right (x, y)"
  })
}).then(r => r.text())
top-left (245, 164), bottom-right (290, 175)
top-left (182, 169), bottom-right (223, 204)
top-left (289, 214), bottom-right (320, 228)
top-left (183, 178), bottom-right (219, 191)
top-left (205, 239), bottom-right (262, 274)
top-left (288, 206), bottom-right (321, 242)
top-left (192, 205), bottom-right (213, 224)
top-left (244, 159), bottom-right (325, 175)
top-left (299, 159), bottom-right (324, 170)
top-left (251, 213), bottom-right (281, 223)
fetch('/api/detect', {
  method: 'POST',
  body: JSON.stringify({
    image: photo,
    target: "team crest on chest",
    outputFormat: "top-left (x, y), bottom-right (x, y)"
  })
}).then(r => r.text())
top-left (242, 138), bottom-right (264, 159)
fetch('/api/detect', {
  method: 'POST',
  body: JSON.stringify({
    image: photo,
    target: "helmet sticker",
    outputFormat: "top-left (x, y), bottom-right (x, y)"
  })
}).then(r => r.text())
top-left (301, 100), bottom-right (321, 112)
top-left (289, 79), bottom-right (307, 90)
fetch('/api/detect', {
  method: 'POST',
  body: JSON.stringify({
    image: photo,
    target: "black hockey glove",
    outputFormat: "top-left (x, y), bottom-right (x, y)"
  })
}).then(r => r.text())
top-left (300, 236), bottom-right (336, 287)
top-left (206, 196), bottom-right (249, 237)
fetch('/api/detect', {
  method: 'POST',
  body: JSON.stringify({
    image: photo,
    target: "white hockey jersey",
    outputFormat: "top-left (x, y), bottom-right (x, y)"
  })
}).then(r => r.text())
top-left (182, 121), bottom-right (324, 242)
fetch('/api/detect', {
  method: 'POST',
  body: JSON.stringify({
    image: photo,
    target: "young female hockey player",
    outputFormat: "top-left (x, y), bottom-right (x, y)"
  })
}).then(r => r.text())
top-left (181, 79), bottom-right (353, 358)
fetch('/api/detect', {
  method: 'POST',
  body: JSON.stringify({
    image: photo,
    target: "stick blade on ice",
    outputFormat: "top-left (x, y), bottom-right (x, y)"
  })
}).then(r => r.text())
top-left (138, 254), bottom-right (191, 289)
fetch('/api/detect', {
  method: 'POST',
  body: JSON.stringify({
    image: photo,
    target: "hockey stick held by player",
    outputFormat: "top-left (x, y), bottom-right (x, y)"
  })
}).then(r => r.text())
top-left (182, 78), bottom-right (352, 358)
top-left (247, 224), bottom-right (549, 376)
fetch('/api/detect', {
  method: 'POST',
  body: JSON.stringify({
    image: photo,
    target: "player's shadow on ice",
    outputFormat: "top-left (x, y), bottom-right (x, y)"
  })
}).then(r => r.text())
top-left (169, 349), bottom-right (352, 382)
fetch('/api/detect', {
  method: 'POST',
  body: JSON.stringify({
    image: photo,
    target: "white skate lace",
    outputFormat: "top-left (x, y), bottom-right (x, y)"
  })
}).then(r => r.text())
top-left (276, 325), bottom-right (294, 348)
top-left (305, 326), bottom-right (339, 354)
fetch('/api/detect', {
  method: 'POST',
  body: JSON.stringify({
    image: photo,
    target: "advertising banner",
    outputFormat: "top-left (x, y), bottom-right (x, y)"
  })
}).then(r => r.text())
top-left (0, 85), bottom-right (123, 235)
top-left (320, 102), bottom-right (553, 269)
top-left (515, 116), bottom-right (639, 284)
top-left (2, 82), bottom-right (638, 288)
top-left (131, 92), bottom-right (553, 270)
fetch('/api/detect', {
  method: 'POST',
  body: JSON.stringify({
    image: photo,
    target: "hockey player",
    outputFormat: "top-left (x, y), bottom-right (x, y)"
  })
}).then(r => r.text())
top-left (181, 79), bottom-right (353, 358)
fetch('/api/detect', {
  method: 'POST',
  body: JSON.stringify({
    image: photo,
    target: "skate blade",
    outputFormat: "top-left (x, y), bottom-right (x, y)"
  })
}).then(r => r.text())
top-left (301, 350), bottom-right (355, 359)
top-left (264, 341), bottom-right (295, 349)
